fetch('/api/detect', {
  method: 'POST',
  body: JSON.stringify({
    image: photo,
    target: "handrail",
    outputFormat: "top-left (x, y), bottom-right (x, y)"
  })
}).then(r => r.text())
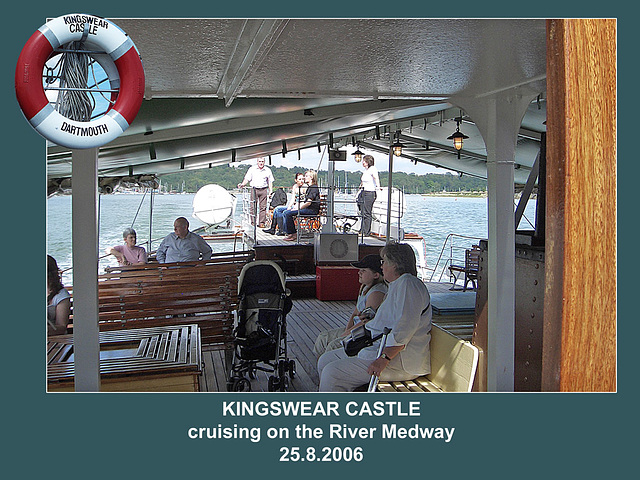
top-left (239, 187), bottom-right (258, 244)
top-left (428, 233), bottom-right (484, 283)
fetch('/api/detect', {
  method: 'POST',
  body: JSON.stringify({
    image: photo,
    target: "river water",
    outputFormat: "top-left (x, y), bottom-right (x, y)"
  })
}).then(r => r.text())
top-left (47, 192), bottom-right (537, 284)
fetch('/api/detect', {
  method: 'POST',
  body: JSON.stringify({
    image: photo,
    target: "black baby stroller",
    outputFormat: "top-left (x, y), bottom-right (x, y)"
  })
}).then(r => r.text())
top-left (227, 260), bottom-right (295, 392)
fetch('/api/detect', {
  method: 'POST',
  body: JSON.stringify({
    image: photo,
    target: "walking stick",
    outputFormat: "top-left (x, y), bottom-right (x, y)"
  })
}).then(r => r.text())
top-left (368, 327), bottom-right (392, 392)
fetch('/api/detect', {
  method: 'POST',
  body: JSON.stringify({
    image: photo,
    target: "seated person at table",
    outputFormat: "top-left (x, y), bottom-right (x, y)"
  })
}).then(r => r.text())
top-left (47, 255), bottom-right (70, 336)
top-left (156, 217), bottom-right (212, 263)
top-left (314, 254), bottom-right (387, 357)
top-left (317, 242), bottom-right (432, 392)
top-left (263, 172), bottom-right (305, 235)
top-left (281, 170), bottom-right (320, 241)
top-left (105, 228), bottom-right (148, 266)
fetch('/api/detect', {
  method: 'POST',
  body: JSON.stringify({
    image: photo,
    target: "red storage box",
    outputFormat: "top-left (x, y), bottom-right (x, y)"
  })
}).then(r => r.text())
top-left (316, 265), bottom-right (360, 301)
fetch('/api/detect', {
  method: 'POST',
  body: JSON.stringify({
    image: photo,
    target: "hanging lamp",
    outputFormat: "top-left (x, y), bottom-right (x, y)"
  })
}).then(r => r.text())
top-left (352, 144), bottom-right (364, 163)
top-left (447, 117), bottom-right (469, 159)
top-left (391, 131), bottom-right (404, 157)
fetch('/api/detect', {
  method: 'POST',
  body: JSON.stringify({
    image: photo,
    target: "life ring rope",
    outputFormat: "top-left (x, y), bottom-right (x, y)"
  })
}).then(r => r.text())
top-left (15, 14), bottom-right (144, 149)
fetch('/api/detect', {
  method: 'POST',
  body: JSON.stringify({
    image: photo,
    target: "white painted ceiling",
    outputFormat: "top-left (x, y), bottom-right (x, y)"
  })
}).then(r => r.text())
top-left (45, 18), bottom-right (548, 187)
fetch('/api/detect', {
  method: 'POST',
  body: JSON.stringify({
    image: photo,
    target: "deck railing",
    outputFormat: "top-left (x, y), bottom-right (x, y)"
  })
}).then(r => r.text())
top-left (238, 184), bottom-right (409, 240)
top-left (239, 187), bottom-right (259, 244)
top-left (428, 233), bottom-right (484, 284)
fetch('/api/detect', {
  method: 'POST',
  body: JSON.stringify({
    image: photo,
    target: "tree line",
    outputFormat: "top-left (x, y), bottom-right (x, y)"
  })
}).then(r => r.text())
top-left (158, 165), bottom-right (487, 194)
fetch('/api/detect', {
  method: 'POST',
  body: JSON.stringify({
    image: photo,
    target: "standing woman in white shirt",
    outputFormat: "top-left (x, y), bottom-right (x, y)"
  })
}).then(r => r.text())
top-left (358, 155), bottom-right (381, 236)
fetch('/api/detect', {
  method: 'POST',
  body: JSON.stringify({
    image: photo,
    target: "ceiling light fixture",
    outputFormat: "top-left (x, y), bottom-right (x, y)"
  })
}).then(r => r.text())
top-left (391, 130), bottom-right (404, 157)
top-left (447, 117), bottom-right (469, 159)
top-left (352, 144), bottom-right (363, 163)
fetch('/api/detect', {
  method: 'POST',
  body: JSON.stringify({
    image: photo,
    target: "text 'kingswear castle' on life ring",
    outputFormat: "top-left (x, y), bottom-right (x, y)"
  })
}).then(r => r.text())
top-left (15, 14), bottom-right (145, 149)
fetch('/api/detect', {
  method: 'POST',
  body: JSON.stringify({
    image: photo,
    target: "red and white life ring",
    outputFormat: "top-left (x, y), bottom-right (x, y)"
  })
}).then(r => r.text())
top-left (15, 14), bottom-right (144, 149)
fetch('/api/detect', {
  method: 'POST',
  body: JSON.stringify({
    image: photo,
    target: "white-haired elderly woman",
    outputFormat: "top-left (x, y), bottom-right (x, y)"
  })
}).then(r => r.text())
top-left (105, 227), bottom-right (148, 266)
top-left (317, 242), bottom-right (432, 391)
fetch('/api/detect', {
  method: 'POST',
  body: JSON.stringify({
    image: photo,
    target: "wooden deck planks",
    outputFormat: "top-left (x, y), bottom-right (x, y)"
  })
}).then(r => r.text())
top-left (197, 289), bottom-right (474, 392)
top-left (199, 297), bottom-right (354, 392)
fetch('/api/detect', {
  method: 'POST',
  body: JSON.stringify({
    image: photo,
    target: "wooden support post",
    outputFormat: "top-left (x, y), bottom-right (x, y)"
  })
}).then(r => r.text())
top-left (543, 19), bottom-right (617, 391)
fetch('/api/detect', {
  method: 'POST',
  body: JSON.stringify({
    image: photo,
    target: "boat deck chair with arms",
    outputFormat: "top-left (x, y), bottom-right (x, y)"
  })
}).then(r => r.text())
top-left (448, 245), bottom-right (480, 291)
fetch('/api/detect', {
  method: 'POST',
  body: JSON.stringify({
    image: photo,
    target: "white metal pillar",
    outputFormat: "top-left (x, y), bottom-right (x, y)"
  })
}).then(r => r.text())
top-left (386, 144), bottom-right (394, 243)
top-left (323, 160), bottom-right (336, 233)
top-left (485, 99), bottom-right (516, 392)
top-left (459, 91), bottom-right (535, 391)
top-left (71, 148), bottom-right (101, 391)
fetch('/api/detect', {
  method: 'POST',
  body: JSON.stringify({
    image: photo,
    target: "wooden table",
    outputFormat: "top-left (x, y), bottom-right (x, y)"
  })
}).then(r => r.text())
top-left (47, 324), bottom-right (202, 392)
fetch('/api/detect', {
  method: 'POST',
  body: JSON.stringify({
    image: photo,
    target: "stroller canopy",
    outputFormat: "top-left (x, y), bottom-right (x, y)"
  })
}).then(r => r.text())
top-left (238, 260), bottom-right (287, 296)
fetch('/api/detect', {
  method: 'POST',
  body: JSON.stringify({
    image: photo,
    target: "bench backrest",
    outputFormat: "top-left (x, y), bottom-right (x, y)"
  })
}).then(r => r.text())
top-left (427, 324), bottom-right (479, 392)
top-left (465, 246), bottom-right (480, 272)
top-left (70, 252), bottom-right (252, 347)
top-left (318, 195), bottom-right (328, 217)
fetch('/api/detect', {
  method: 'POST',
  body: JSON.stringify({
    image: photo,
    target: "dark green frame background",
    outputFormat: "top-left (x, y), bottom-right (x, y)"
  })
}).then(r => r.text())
top-left (3, 2), bottom-right (631, 477)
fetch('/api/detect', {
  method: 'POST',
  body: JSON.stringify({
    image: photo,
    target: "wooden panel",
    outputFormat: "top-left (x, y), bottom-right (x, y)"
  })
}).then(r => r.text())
top-left (254, 243), bottom-right (316, 274)
top-left (544, 19), bottom-right (616, 391)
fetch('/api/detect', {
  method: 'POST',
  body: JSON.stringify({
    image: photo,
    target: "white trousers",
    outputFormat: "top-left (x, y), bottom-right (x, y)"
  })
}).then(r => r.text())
top-left (317, 348), bottom-right (418, 392)
top-left (313, 327), bottom-right (347, 357)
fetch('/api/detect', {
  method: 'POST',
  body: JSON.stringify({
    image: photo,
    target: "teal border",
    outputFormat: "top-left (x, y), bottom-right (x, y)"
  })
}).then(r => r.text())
top-left (4, 2), bottom-right (631, 477)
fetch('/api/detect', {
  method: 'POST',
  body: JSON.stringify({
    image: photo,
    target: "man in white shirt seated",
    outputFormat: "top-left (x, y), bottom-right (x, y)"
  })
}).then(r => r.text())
top-left (156, 217), bottom-right (212, 263)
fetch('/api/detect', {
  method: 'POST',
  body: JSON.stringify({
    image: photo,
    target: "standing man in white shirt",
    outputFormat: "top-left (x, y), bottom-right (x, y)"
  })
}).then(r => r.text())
top-left (238, 157), bottom-right (274, 227)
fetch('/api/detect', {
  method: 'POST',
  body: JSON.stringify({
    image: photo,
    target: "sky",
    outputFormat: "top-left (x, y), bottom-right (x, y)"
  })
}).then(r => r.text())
top-left (232, 143), bottom-right (452, 175)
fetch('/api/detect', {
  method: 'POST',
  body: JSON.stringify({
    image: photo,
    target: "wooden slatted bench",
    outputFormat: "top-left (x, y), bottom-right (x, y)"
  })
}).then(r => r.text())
top-left (69, 251), bottom-right (253, 349)
top-left (376, 324), bottom-right (480, 392)
top-left (47, 324), bottom-right (202, 392)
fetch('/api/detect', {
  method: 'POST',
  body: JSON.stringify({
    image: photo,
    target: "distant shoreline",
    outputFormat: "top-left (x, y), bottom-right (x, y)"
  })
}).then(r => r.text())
top-left (421, 191), bottom-right (487, 198)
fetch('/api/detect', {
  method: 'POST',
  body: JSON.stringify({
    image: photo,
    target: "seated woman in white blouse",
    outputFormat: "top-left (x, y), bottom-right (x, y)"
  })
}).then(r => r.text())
top-left (47, 255), bottom-right (71, 336)
top-left (317, 242), bottom-right (432, 391)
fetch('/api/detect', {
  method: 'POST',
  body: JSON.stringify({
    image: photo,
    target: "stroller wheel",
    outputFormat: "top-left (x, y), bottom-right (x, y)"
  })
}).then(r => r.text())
top-left (233, 378), bottom-right (251, 392)
top-left (268, 375), bottom-right (279, 392)
top-left (279, 375), bottom-right (289, 392)
top-left (287, 359), bottom-right (296, 379)
top-left (226, 374), bottom-right (240, 392)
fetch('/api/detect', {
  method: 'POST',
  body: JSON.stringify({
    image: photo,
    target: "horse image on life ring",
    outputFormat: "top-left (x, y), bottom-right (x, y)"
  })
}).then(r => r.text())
top-left (15, 14), bottom-right (145, 149)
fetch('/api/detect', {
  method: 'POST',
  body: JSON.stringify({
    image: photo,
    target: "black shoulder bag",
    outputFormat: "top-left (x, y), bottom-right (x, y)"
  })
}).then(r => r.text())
top-left (342, 325), bottom-right (385, 357)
